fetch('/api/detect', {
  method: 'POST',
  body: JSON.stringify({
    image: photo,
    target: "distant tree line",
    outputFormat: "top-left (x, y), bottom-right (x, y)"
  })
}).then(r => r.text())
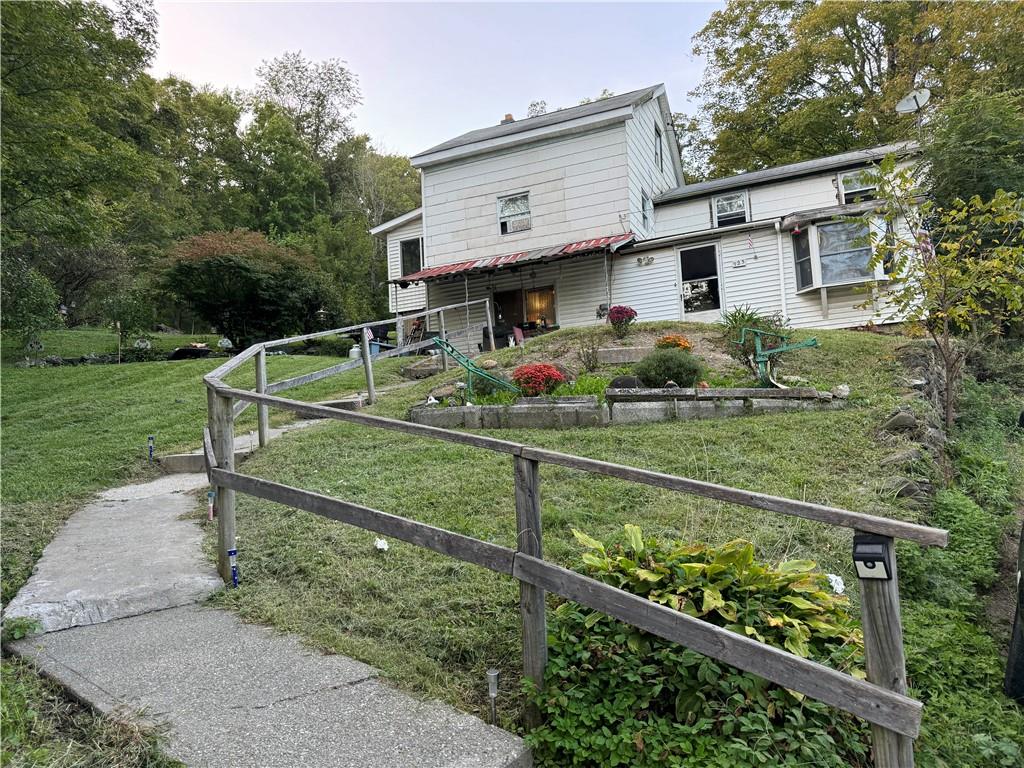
top-left (1, 0), bottom-right (420, 347)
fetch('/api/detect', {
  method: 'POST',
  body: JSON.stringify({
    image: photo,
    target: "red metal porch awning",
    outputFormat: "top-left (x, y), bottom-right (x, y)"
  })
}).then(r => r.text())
top-left (392, 232), bottom-right (634, 285)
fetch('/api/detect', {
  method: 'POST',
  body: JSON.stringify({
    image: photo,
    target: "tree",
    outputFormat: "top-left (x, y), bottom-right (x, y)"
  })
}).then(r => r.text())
top-left (242, 103), bottom-right (328, 236)
top-left (863, 160), bottom-right (1024, 430)
top-left (162, 230), bottom-right (340, 348)
top-left (527, 100), bottom-right (548, 117)
top-left (923, 90), bottom-right (1024, 210)
top-left (254, 51), bottom-right (361, 159)
top-left (688, 1), bottom-right (1024, 178)
top-left (0, 0), bottom-right (165, 249)
top-left (1, 256), bottom-right (62, 349)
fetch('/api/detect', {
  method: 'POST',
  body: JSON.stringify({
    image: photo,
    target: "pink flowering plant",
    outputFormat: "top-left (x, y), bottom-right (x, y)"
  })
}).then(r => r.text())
top-left (607, 305), bottom-right (637, 338)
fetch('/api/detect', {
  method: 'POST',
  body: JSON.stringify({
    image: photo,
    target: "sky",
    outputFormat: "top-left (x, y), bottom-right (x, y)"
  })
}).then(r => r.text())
top-left (150, 1), bottom-right (722, 156)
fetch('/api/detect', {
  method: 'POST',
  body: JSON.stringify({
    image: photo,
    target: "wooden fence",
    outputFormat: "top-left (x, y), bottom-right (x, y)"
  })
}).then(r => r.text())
top-left (203, 303), bottom-right (947, 768)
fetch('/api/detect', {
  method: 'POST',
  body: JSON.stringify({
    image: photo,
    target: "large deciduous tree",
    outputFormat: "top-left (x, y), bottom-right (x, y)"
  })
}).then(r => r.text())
top-left (687, 1), bottom-right (1024, 178)
top-left (254, 51), bottom-right (361, 159)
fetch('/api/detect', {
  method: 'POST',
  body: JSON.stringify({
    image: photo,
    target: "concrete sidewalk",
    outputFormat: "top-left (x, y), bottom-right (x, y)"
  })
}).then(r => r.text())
top-left (5, 469), bottom-right (530, 767)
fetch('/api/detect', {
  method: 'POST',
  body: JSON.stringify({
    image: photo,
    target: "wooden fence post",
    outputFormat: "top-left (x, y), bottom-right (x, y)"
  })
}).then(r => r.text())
top-left (438, 310), bottom-right (449, 371)
top-left (255, 346), bottom-right (269, 448)
top-left (857, 532), bottom-right (914, 768)
top-left (360, 327), bottom-right (376, 405)
top-left (485, 298), bottom-right (496, 352)
top-left (514, 454), bottom-right (546, 728)
top-left (208, 387), bottom-right (236, 584)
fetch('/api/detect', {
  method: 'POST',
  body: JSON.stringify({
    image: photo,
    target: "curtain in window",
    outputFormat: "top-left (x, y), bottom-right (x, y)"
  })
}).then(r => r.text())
top-left (817, 222), bottom-right (872, 285)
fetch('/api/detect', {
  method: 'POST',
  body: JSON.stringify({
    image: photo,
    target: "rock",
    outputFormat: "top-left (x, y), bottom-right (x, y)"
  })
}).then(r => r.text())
top-left (880, 476), bottom-right (922, 498)
top-left (921, 426), bottom-right (946, 455)
top-left (664, 380), bottom-right (679, 388)
top-left (429, 384), bottom-right (457, 399)
top-left (43, 355), bottom-right (64, 366)
top-left (781, 375), bottom-right (811, 385)
top-left (816, 391), bottom-right (834, 402)
top-left (154, 323), bottom-right (181, 334)
top-left (609, 375), bottom-right (643, 389)
top-left (881, 409), bottom-right (918, 432)
top-left (907, 378), bottom-right (928, 390)
top-left (831, 384), bottom-right (851, 399)
top-left (879, 447), bottom-right (924, 467)
top-left (479, 359), bottom-right (499, 370)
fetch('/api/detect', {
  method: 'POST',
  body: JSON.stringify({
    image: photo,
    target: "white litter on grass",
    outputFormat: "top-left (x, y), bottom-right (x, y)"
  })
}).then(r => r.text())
top-left (426, 396), bottom-right (439, 406)
top-left (374, 538), bottom-right (389, 552)
top-left (827, 574), bottom-right (845, 594)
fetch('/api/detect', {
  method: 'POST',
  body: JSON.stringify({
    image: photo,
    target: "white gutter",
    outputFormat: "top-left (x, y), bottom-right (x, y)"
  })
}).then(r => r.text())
top-left (774, 220), bottom-right (789, 321)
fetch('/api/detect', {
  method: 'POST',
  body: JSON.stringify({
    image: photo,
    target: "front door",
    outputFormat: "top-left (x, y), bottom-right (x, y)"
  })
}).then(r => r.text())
top-left (678, 243), bottom-right (722, 321)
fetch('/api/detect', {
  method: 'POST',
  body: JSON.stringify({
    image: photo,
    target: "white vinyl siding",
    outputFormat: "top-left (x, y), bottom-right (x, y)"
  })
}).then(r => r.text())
top-left (386, 219), bottom-right (426, 313)
top-left (625, 97), bottom-right (678, 237)
top-left (421, 127), bottom-right (630, 265)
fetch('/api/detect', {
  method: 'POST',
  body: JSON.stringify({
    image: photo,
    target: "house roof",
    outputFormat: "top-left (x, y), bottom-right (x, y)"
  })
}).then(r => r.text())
top-left (368, 207), bottom-right (422, 237)
top-left (392, 232), bottom-right (634, 285)
top-left (413, 86), bottom-right (661, 158)
top-left (654, 141), bottom-right (919, 205)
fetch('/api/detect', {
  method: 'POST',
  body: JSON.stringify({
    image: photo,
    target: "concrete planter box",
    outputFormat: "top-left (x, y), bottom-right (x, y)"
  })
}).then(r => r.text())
top-left (411, 400), bottom-right (609, 430)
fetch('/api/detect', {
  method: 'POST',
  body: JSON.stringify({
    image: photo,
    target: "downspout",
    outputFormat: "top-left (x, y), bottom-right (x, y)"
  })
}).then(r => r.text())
top-left (774, 220), bottom-right (789, 321)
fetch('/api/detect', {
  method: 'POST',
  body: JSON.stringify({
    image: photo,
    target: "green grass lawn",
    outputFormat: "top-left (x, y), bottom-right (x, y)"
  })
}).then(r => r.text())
top-left (203, 325), bottom-right (925, 722)
top-left (0, 340), bottom-right (406, 603)
top-left (1, 327), bottom-right (222, 363)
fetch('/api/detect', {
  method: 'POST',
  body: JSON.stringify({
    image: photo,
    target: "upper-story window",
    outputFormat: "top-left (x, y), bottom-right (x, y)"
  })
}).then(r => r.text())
top-left (713, 191), bottom-right (748, 227)
top-left (641, 190), bottom-right (652, 230)
top-left (654, 126), bottom-right (663, 172)
top-left (400, 237), bottom-right (422, 276)
top-left (498, 192), bottom-right (531, 235)
top-left (839, 169), bottom-right (878, 204)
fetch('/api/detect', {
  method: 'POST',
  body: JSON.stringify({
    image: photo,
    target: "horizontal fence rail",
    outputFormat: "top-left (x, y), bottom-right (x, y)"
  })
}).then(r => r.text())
top-left (202, 299), bottom-right (944, 766)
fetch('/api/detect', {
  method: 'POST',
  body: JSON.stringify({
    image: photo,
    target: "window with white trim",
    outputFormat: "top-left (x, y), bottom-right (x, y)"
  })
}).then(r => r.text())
top-left (654, 125), bottom-right (664, 172)
top-left (400, 237), bottom-right (422, 277)
top-left (641, 190), bottom-right (652, 230)
top-left (713, 191), bottom-right (748, 227)
top-left (791, 219), bottom-right (884, 292)
top-left (839, 170), bottom-right (878, 204)
top-left (498, 192), bottom-right (531, 235)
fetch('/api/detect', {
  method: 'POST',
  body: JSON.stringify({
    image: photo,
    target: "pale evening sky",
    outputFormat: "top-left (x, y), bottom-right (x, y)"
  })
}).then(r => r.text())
top-left (151, 1), bottom-right (722, 157)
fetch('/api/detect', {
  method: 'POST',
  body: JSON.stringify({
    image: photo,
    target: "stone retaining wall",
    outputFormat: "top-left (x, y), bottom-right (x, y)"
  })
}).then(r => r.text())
top-left (409, 387), bottom-right (845, 430)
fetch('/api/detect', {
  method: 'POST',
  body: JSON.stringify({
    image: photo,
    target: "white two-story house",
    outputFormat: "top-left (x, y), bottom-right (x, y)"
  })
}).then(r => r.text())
top-left (371, 84), bottom-right (915, 351)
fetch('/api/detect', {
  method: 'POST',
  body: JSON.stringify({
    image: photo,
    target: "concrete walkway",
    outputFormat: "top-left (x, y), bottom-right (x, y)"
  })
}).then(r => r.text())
top-left (5, 469), bottom-right (530, 767)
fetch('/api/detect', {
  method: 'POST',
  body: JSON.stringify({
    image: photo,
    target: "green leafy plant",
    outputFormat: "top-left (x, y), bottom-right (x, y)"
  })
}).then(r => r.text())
top-left (719, 305), bottom-right (791, 378)
top-left (634, 349), bottom-right (705, 387)
top-left (527, 528), bottom-right (868, 767)
top-left (1, 617), bottom-right (40, 643)
top-left (552, 374), bottom-right (610, 399)
top-left (316, 336), bottom-right (354, 358)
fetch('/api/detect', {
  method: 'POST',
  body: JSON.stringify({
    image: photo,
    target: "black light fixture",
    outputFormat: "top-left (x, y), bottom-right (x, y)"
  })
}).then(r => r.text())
top-left (852, 533), bottom-right (892, 580)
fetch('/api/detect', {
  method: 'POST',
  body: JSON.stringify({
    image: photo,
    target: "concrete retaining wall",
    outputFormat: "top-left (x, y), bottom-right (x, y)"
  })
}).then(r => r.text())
top-left (409, 387), bottom-right (844, 430)
top-left (596, 347), bottom-right (652, 364)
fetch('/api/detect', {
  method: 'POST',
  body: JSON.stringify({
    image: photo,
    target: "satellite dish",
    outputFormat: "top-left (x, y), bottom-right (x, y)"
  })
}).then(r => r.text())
top-left (896, 88), bottom-right (931, 115)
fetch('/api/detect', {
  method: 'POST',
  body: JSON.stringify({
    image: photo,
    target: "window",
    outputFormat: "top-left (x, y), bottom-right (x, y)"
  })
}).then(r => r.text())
top-left (654, 126), bottom-right (663, 172)
top-left (793, 230), bottom-right (813, 290)
top-left (817, 221), bottom-right (873, 286)
top-left (525, 286), bottom-right (555, 325)
top-left (713, 192), bottom-right (747, 227)
top-left (641, 190), bottom-right (651, 230)
top-left (679, 243), bottom-right (721, 314)
top-left (498, 192), bottom-right (531, 235)
top-left (839, 170), bottom-right (877, 204)
top-left (400, 237), bottom-right (422, 277)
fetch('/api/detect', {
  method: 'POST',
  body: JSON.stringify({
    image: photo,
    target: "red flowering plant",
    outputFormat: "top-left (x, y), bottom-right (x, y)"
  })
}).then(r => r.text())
top-left (607, 305), bottom-right (637, 338)
top-left (512, 363), bottom-right (566, 396)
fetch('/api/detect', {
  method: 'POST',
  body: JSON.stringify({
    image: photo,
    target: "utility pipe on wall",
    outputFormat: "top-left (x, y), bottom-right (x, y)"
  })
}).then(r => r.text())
top-left (774, 221), bottom-right (789, 321)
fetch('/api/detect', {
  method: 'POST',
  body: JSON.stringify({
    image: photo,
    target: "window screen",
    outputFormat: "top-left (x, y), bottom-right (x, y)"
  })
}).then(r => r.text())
top-left (400, 238), bottom-right (421, 277)
top-left (498, 193), bottom-right (531, 234)
top-left (793, 230), bottom-right (812, 290)
top-left (817, 221), bottom-right (872, 285)
top-left (714, 192), bottom-right (747, 227)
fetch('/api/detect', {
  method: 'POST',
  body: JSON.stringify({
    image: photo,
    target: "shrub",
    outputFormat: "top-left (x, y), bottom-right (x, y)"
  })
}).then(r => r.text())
top-left (552, 374), bottom-right (610, 399)
top-left (471, 372), bottom-right (513, 397)
top-left (634, 348), bottom-right (704, 387)
top-left (0, 256), bottom-right (61, 348)
top-left (317, 337), bottom-right (354, 357)
top-left (607, 305), bottom-right (637, 338)
top-left (719, 305), bottom-right (791, 375)
top-left (528, 529), bottom-right (868, 767)
top-left (512, 363), bottom-right (566, 396)
top-left (575, 334), bottom-right (601, 372)
top-left (654, 333), bottom-right (693, 351)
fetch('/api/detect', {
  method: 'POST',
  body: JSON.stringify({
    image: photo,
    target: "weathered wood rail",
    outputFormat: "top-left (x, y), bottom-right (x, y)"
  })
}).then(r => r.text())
top-left (203, 304), bottom-right (947, 767)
